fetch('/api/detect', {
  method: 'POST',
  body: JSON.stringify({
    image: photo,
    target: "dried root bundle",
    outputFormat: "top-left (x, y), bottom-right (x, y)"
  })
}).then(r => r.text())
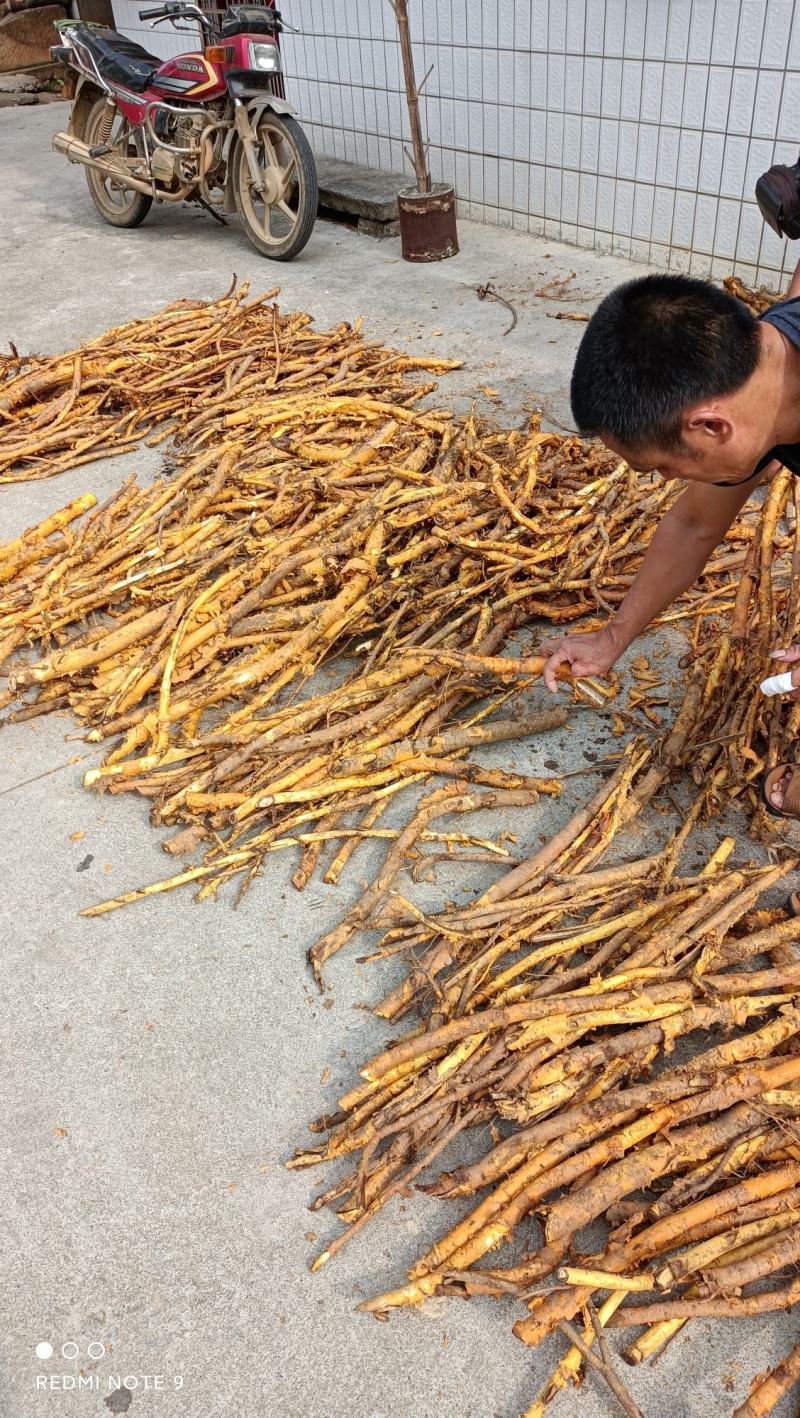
top-left (0, 281), bottom-right (461, 482)
top-left (3, 281), bottom-right (800, 1416)
top-left (298, 839), bottom-right (800, 1413)
top-left (3, 286), bottom-right (738, 928)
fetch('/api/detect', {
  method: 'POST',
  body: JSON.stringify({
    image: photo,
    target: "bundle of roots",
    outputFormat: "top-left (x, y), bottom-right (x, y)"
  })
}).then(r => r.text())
top-left (2, 282), bottom-right (800, 1416)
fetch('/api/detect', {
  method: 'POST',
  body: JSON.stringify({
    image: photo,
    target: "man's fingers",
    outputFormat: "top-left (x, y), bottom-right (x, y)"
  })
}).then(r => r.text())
top-left (543, 649), bottom-right (603, 690)
top-left (771, 646), bottom-right (800, 662)
top-left (543, 646), bottom-right (571, 692)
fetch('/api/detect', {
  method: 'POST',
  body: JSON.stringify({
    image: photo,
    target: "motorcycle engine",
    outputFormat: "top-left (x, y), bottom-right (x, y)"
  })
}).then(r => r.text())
top-left (150, 148), bottom-right (177, 182)
top-left (151, 109), bottom-right (208, 183)
top-left (172, 111), bottom-right (206, 150)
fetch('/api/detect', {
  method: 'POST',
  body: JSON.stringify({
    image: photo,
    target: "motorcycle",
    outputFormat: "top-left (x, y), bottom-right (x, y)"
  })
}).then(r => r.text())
top-left (50, 2), bottom-right (318, 261)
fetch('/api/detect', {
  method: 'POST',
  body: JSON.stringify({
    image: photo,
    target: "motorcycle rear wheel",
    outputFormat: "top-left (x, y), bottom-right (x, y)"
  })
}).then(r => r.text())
top-left (84, 97), bottom-right (152, 230)
top-left (233, 112), bottom-right (317, 261)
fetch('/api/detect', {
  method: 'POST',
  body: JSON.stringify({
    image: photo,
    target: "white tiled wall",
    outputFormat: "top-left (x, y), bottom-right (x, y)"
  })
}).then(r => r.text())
top-left (277, 0), bottom-right (800, 287)
top-left (109, 0), bottom-right (800, 285)
top-left (111, 0), bottom-right (202, 60)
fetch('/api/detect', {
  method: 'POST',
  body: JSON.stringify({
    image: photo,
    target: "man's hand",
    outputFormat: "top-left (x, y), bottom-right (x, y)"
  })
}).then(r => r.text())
top-left (538, 479), bottom-right (757, 694)
top-left (541, 624), bottom-right (625, 691)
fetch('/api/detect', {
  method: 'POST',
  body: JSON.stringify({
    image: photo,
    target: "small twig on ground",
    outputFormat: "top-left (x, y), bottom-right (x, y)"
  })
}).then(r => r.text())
top-left (476, 282), bottom-right (517, 335)
top-left (0, 753), bottom-right (91, 796)
top-left (557, 1319), bottom-right (644, 1418)
top-left (587, 1299), bottom-right (614, 1370)
top-left (534, 270), bottom-right (577, 299)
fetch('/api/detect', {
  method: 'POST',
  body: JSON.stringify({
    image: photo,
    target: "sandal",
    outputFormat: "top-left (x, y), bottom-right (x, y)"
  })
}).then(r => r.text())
top-left (761, 765), bottom-right (800, 917)
top-left (761, 762), bottom-right (800, 820)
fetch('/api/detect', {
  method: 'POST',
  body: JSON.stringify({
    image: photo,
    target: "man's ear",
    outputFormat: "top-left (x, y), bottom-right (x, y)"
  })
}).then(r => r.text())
top-left (683, 405), bottom-right (735, 443)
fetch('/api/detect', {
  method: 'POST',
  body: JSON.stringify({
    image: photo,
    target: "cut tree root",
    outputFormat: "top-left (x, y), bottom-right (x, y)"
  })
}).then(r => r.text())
top-left (732, 1341), bottom-right (800, 1417)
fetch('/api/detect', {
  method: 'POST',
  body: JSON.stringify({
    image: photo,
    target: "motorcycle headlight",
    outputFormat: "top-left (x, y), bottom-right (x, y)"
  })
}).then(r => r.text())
top-left (247, 41), bottom-right (281, 73)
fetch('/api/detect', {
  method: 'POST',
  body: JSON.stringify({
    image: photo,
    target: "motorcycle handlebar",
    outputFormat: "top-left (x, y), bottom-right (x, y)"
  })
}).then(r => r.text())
top-left (139, 2), bottom-right (214, 27)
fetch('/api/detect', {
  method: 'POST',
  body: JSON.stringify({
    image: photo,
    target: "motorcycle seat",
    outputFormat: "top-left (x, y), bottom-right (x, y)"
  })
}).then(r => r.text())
top-left (79, 26), bottom-right (160, 92)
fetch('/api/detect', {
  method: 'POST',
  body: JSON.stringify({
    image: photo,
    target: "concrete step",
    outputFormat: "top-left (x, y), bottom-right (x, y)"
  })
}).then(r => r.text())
top-left (315, 155), bottom-right (407, 238)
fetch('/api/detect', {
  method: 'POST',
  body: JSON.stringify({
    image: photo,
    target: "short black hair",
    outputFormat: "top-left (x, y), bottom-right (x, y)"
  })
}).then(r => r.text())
top-left (570, 273), bottom-right (760, 450)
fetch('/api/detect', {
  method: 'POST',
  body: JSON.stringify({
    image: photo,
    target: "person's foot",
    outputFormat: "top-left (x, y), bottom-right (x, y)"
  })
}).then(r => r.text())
top-left (763, 763), bottom-right (800, 818)
top-left (769, 766), bottom-right (795, 809)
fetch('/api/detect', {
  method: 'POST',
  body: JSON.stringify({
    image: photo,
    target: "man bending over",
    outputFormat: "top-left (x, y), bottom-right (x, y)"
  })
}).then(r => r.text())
top-left (542, 271), bottom-right (800, 818)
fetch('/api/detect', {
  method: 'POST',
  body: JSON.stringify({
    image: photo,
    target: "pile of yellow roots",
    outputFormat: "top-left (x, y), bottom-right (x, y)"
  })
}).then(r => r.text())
top-left (2, 284), bottom-right (800, 1416)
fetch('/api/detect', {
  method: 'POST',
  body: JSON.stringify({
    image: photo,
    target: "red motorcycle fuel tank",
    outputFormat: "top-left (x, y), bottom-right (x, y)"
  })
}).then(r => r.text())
top-left (150, 50), bottom-right (227, 101)
top-left (111, 33), bottom-right (280, 124)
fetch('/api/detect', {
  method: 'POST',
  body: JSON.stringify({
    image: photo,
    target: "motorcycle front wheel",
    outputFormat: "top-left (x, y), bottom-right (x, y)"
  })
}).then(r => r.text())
top-left (84, 97), bottom-right (152, 230)
top-left (233, 112), bottom-right (317, 261)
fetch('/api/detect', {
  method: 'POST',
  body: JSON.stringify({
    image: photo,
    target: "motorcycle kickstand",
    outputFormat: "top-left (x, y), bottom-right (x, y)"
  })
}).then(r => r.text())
top-left (193, 194), bottom-right (228, 225)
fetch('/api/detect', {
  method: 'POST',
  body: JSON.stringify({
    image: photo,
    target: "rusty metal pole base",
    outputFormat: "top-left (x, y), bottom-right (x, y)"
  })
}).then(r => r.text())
top-left (397, 182), bottom-right (458, 262)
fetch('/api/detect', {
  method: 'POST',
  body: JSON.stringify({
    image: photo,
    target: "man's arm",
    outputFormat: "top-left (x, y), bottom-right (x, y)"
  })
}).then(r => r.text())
top-left (597, 478), bottom-right (755, 647)
top-left (787, 256), bottom-right (800, 298)
top-left (541, 478), bottom-right (755, 689)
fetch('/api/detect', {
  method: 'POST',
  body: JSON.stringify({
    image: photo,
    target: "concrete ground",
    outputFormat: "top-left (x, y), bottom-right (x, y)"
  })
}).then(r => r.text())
top-left (2, 102), bottom-right (798, 1418)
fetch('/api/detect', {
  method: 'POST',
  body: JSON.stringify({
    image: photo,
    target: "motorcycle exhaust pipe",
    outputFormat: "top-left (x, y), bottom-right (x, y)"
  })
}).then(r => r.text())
top-left (53, 130), bottom-right (155, 195)
top-left (52, 132), bottom-right (191, 203)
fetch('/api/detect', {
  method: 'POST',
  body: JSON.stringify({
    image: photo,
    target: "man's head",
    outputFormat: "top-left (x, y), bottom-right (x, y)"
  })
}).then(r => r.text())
top-left (570, 273), bottom-right (766, 484)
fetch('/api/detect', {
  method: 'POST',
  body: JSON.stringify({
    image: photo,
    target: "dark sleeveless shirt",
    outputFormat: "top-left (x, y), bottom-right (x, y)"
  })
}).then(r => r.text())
top-left (756, 295), bottom-right (800, 478)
